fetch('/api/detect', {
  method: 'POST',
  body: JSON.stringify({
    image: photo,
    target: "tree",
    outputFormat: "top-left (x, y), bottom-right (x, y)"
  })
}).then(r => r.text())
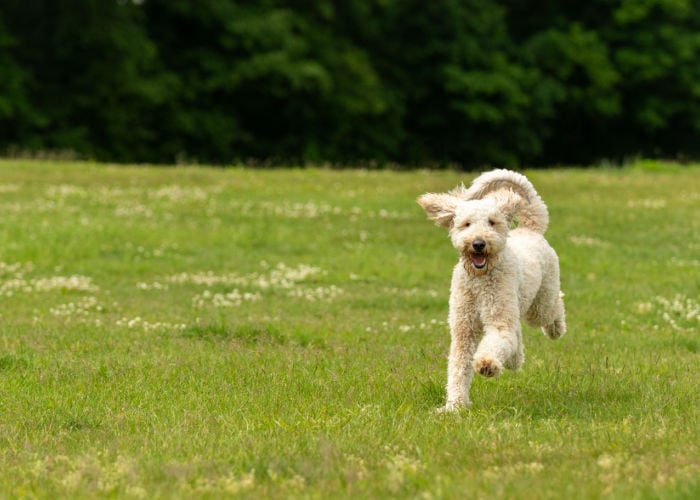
top-left (0, 15), bottom-right (40, 149)
top-left (0, 0), bottom-right (170, 161)
top-left (2, 0), bottom-right (700, 166)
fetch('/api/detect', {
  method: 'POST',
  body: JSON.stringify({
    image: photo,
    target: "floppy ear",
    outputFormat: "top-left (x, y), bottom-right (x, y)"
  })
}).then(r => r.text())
top-left (488, 189), bottom-right (525, 227)
top-left (417, 193), bottom-right (458, 228)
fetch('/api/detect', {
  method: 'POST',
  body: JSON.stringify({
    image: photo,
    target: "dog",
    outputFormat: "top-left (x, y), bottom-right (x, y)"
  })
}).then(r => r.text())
top-left (417, 169), bottom-right (566, 412)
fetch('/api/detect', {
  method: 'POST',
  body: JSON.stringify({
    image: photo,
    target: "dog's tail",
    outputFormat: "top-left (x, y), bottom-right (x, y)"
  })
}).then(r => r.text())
top-left (455, 169), bottom-right (549, 233)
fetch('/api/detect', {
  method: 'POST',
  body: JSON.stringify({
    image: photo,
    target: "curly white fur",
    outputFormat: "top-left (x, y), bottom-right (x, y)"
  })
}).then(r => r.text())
top-left (417, 169), bottom-right (566, 412)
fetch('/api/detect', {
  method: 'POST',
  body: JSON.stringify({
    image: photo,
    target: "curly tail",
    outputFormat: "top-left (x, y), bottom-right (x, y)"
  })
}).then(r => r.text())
top-left (452, 169), bottom-right (549, 233)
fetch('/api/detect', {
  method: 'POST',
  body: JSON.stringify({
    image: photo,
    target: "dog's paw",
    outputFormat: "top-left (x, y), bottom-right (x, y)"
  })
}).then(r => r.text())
top-left (504, 349), bottom-right (524, 371)
top-left (542, 319), bottom-right (566, 340)
top-left (436, 400), bottom-right (471, 414)
top-left (473, 357), bottom-right (502, 378)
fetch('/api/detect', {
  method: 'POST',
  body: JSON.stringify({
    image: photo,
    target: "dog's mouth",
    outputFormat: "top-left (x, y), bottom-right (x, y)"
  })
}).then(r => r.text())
top-left (467, 252), bottom-right (488, 270)
top-left (470, 253), bottom-right (487, 269)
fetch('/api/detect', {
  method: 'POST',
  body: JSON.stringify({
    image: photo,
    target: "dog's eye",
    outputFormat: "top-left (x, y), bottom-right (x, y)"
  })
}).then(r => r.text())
top-left (463, 222), bottom-right (471, 228)
top-left (489, 219), bottom-right (495, 226)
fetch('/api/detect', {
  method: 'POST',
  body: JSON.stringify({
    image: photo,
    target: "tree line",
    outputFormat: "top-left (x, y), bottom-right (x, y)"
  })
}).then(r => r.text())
top-left (1, 0), bottom-right (700, 168)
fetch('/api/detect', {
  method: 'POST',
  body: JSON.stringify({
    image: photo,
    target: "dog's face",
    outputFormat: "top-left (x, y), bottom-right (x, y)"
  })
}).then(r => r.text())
top-left (417, 193), bottom-right (509, 275)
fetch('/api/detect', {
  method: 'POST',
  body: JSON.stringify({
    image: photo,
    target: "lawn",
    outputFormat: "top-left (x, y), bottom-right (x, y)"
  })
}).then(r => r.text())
top-left (0, 159), bottom-right (698, 498)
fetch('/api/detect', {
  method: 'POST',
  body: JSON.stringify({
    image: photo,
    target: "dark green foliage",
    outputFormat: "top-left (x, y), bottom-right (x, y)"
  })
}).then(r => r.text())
top-left (0, 17), bottom-right (37, 145)
top-left (0, 0), bottom-right (171, 160)
top-left (504, 0), bottom-right (700, 163)
top-left (1, 0), bottom-right (700, 167)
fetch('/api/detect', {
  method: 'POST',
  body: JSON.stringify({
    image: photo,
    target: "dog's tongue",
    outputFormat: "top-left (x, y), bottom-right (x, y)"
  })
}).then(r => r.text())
top-left (470, 254), bottom-right (487, 268)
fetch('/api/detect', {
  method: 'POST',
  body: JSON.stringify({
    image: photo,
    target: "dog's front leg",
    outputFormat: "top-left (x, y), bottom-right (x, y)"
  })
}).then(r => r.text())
top-left (473, 276), bottom-right (525, 377)
top-left (440, 277), bottom-right (479, 412)
top-left (473, 323), bottom-right (523, 377)
top-left (441, 324), bottom-right (477, 412)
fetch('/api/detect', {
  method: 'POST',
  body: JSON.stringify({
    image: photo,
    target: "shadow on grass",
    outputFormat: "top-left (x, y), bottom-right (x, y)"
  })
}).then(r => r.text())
top-left (182, 323), bottom-right (287, 345)
top-left (181, 323), bottom-right (326, 349)
top-left (475, 367), bottom-right (648, 421)
top-left (417, 364), bottom-right (649, 421)
top-left (0, 353), bottom-right (31, 371)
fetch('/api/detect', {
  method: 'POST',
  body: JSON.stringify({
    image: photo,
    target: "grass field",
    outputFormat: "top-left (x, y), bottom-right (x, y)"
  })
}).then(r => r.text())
top-left (0, 159), bottom-right (698, 498)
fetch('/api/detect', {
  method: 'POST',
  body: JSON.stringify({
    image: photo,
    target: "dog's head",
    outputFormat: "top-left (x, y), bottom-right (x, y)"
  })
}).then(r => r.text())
top-left (417, 192), bottom-right (511, 275)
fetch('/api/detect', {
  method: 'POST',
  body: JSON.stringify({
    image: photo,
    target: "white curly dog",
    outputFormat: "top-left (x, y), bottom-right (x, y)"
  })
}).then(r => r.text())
top-left (418, 169), bottom-right (566, 412)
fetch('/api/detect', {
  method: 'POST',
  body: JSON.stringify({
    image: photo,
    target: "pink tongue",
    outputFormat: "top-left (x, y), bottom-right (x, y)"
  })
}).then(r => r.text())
top-left (471, 254), bottom-right (486, 267)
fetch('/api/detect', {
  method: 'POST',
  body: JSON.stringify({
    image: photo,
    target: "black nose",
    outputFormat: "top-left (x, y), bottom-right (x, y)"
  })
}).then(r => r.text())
top-left (472, 240), bottom-right (486, 252)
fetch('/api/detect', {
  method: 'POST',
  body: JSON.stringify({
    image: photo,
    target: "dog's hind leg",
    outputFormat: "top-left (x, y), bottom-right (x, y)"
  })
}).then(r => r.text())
top-left (542, 292), bottom-right (566, 340)
top-left (504, 323), bottom-right (525, 370)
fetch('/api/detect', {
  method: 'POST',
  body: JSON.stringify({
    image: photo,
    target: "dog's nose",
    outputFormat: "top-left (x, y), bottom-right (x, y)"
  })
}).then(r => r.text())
top-left (472, 240), bottom-right (486, 252)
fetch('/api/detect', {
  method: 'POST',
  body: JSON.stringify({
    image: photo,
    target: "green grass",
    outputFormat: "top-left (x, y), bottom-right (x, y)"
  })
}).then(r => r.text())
top-left (0, 159), bottom-right (698, 498)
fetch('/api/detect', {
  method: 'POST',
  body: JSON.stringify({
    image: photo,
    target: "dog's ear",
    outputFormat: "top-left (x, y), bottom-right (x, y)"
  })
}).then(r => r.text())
top-left (417, 193), bottom-right (458, 228)
top-left (489, 190), bottom-right (525, 226)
